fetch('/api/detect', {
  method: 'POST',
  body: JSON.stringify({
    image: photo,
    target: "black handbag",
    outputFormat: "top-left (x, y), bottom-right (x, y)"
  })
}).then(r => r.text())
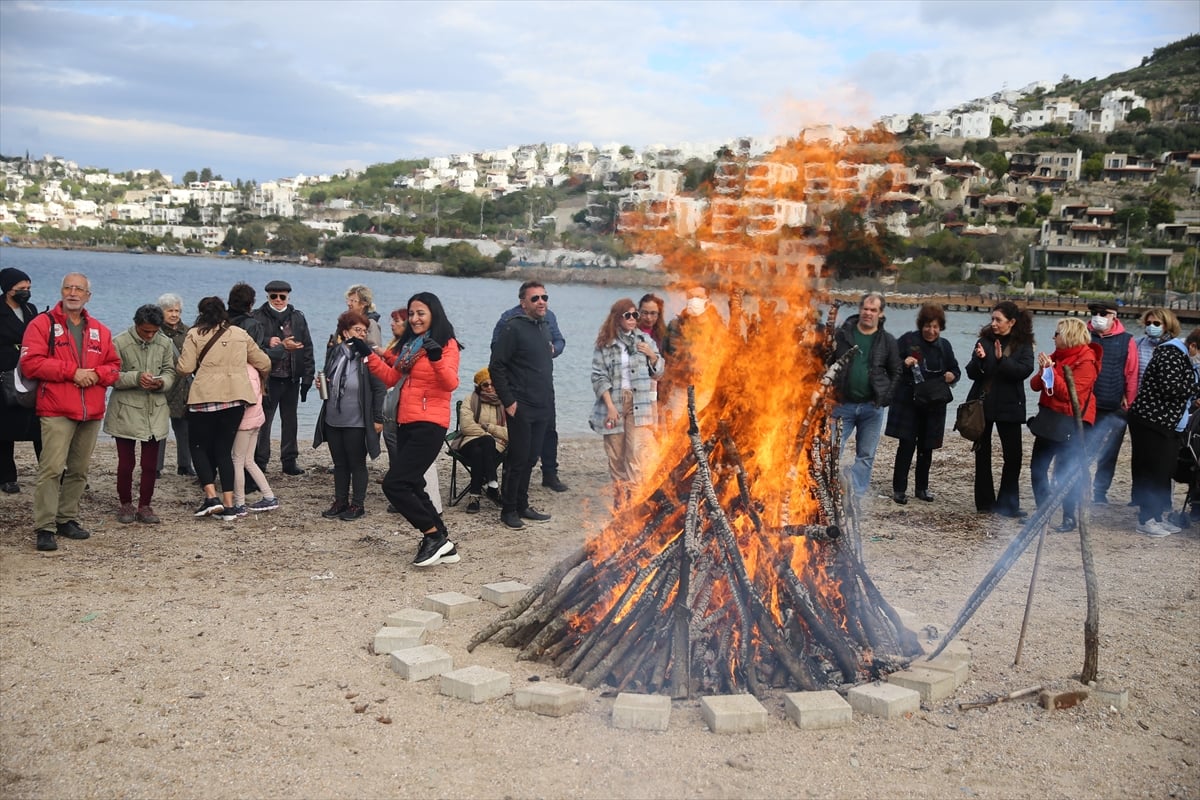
top-left (1027, 407), bottom-right (1077, 442)
top-left (913, 378), bottom-right (953, 407)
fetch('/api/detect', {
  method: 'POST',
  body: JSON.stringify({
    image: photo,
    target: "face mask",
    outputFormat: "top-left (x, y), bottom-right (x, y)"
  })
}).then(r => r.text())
top-left (1146, 323), bottom-right (1163, 338)
top-left (1091, 315), bottom-right (1110, 332)
top-left (686, 297), bottom-right (708, 316)
top-left (13, 290), bottom-right (31, 305)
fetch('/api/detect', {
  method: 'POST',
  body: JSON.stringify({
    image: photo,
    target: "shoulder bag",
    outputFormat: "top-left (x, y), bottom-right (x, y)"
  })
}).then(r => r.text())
top-left (3, 311), bottom-right (54, 409)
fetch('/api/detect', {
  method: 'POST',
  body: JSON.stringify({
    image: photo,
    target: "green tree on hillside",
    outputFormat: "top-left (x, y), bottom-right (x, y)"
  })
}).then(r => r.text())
top-left (1125, 107), bottom-right (1152, 124)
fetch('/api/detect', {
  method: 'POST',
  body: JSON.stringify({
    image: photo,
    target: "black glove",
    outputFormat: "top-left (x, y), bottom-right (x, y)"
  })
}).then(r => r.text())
top-left (423, 341), bottom-right (443, 362)
top-left (347, 338), bottom-right (373, 358)
top-left (300, 378), bottom-right (312, 403)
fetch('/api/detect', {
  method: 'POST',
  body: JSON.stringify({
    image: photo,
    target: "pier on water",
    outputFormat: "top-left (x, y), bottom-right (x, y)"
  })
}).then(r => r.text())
top-left (831, 292), bottom-right (1200, 326)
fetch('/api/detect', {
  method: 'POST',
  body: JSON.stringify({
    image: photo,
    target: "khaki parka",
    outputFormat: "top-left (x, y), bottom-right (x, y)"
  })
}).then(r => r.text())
top-left (101, 326), bottom-right (178, 442)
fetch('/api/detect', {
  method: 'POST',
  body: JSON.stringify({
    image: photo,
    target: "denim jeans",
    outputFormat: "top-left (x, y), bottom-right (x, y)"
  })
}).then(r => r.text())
top-left (832, 401), bottom-right (885, 498)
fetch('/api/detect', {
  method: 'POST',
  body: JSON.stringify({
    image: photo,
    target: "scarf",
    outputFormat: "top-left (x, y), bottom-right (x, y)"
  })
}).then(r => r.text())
top-left (478, 385), bottom-right (505, 427)
top-left (395, 333), bottom-right (427, 373)
top-left (326, 344), bottom-right (353, 413)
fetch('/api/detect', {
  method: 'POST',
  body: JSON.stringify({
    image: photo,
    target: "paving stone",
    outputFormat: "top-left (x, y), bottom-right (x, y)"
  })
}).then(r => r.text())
top-left (372, 625), bottom-right (426, 654)
top-left (423, 591), bottom-right (482, 620)
top-left (440, 665), bottom-right (510, 703)
top-left (514, 683), bottom-right (588, 717)
top-left (888, 667), bottom-right (957, 703)
top-left (388, 645), bottom-right (453, 681)
top-left (892, 606), bottom-right (919, 630)
top-left (700, 694), bottom-right (768, 734)
top-left (938, 640), bottom-right (972, 663)
top-left (612, 692), bottom-right (671, 731)
top-left (1039, 688), bottom-right (1089, 710)
top-left (847, 682), bottom-right (920, 719)
top-left (481, 581), bottom-right (531, 607)
top-left (1088, 684), bottom-right (1129, 711)
top-left (385, 608), bottom-right (444, 631)
top-left (783, 690), bottom-right (852, 730)
top-left (923, 654), bottom-right (969, 687)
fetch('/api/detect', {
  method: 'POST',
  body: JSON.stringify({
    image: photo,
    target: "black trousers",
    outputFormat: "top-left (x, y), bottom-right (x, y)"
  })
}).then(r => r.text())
top-left (501, 411), bottom-right (549, 514)
top-left (381, 421), bottom-right (445, 533)
top-left (256, 377), bottom-right (300, 470)
top-left (974, 420), bottom-right (1024, 514)
top-left (325, 424), bottom-right (369, 506)
top-left (892, 438), bottom-right (933, 495)
top-left (189, 406), bottom-right (244, 493)
top-left (460, 436), bottom-right (502, 493)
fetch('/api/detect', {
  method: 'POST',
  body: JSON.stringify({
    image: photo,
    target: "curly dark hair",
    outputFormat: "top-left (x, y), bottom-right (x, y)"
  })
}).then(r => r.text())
top-left (227, 282), bottom-right (256, 315)
top-left (133, 303), bottom-right (165, 328)
top-left (915, 303), bottom-right (946, 331)
top-left (979, 300), bottom-right (1034, 346)
top-left (194, 296), bottom-right (228, 335)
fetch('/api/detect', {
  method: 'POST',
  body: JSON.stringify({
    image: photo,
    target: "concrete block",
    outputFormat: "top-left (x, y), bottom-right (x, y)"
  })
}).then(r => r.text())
top-left (847, 683), bottom-right (920, 719)
top-left (481, 581), bottom-right (531, 608)
top-left (783, 690), bottom-right (852, 730)
top-left (440, 665), bottom-right (510, 703)
top-left (612, 692), bottom-right (671, 731)
top-left (1039, 688), bottom-right (1088, 710)
top-left (388, 645), bottom-right (453, 681)
top-left (888, 667), bottom-right (957, 703)
top-left (372, 625), bottom-right (427, 654)
top-left (514, 683), bottom-right (588, 717)
top-left (892, 606), bottom-right (919, 630)
top-left (385, 608), bottom-right (443, 631)
top-left (938, 640), bottom-right (972, 663)
top-left (700, 694), bottom-right (768, 734)
top-left (923, 654), bottom-right (969, 687)
top-left (1088, 684), bottom-right (1129, 711)
top-left (423, 591), bottom-right (482, 620)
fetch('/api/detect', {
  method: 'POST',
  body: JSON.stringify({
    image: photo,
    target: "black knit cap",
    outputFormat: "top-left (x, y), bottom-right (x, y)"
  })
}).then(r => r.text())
top-left (0, 267), bottom-right (31, 294)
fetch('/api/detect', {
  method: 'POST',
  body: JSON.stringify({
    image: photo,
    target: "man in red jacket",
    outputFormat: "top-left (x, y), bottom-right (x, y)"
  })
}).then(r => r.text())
top-left (19, 273), bottom-right (121, 551)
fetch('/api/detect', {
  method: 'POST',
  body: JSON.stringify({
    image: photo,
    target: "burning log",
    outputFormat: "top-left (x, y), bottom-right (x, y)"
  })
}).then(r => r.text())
top-left (470, 382), bottom-right (923, 698)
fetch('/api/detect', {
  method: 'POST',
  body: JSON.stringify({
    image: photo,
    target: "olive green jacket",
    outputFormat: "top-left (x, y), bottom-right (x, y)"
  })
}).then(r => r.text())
top-left (101, 326), bottom-right (178, 442)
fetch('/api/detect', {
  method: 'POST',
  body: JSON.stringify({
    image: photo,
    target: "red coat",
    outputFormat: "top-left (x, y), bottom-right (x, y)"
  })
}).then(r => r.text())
top-left (20, 302), bottom-right (121, 421)
top-left (1030, 342), bottom-right (1102, 424)
top-left (366, 338), bottom-right (460, 427)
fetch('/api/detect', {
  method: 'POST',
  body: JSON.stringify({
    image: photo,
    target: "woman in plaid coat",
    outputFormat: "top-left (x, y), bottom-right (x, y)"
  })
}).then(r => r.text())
top-left (590, 298), bottom-right (665, 506)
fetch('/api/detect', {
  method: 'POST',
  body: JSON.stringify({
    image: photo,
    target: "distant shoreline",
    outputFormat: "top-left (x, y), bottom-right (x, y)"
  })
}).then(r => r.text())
top-left (0, 241), bottom-right (669, 289)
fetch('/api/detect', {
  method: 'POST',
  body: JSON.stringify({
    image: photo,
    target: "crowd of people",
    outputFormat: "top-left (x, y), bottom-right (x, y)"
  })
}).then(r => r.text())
top-left (3, 266), bottom-right (1198, 564)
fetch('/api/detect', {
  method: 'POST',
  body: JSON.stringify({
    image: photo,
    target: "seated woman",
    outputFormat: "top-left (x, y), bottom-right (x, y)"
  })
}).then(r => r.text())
top-left (454, 368), bottom-right (508, 514)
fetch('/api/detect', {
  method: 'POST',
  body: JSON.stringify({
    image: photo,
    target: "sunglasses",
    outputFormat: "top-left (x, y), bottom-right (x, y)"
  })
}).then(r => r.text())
top-left (269, 293), bottom-right (289, 300)
top-left (526, 294), bottom-right (549, 303)
top-left (621, 311), bottom-right (639, 320)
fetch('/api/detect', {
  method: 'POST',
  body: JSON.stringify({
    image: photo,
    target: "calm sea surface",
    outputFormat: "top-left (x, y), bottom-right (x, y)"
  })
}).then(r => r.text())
top-left (1, 247), bottom-right (1078, 436)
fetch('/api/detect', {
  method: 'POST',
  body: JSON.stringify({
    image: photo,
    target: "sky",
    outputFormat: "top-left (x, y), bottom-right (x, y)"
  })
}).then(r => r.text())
top-left (1, 0), bottom-right (1196, 184)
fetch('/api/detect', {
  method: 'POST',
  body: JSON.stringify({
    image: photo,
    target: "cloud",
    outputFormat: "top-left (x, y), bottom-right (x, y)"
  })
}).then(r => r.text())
top-left (0, 0), bottom-right (1195, 182)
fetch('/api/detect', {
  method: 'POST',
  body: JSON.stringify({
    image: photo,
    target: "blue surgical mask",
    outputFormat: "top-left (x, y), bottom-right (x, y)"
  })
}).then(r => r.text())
top-left (1146, 323), bottom-right (1164, 338)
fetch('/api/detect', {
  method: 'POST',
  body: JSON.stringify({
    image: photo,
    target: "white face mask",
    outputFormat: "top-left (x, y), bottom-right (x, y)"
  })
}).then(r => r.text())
top-left (686, 297), bottom-right (708, 316)
top-left (1146, 323), bottom-right (1163, 338)
top-left (1091, 315), bottom-right (1110, 332)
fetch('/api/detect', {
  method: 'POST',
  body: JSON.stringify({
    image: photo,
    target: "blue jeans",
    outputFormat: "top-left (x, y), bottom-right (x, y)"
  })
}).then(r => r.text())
top-left (832, 402), bottom-right (885, 498)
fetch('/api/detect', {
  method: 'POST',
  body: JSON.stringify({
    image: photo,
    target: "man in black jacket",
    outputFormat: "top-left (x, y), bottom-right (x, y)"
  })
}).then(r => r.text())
top-left (252, 280), bottom-right (314, 476)
top-left (489, 281), bottom-right (555, 530)
top-left (830, 292), bottom-right (902, 500)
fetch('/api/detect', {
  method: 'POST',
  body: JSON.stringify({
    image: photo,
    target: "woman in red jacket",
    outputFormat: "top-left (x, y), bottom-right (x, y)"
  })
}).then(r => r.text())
top-left (1029, 316), bottom-right (1101, 532)
top-left (361, 292), bottom-right (461, 567)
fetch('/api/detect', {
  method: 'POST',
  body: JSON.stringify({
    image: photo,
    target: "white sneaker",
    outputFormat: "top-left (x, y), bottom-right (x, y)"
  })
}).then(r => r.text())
top-left (1136, 519), bottom-right (1171, 538)
top-left (1156, 517), bottom-right (1182, 534)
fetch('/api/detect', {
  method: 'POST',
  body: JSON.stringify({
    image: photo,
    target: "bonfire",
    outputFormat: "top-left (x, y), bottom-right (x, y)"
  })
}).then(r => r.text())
top-left (471, 134), bottom-right (924, 697)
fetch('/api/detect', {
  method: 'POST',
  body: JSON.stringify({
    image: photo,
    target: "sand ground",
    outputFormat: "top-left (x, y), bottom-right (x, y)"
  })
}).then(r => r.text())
top-left (0, 433), bottom-right (1197, 800)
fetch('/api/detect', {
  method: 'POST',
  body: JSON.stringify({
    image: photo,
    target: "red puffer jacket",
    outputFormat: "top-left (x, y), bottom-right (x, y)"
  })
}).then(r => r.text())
top-left (1030, 342), bottom-right (1102, 424)
top-left (367, 338), bottom-right (460, 427)
top-left (20, 302), bottom-right (121, 421)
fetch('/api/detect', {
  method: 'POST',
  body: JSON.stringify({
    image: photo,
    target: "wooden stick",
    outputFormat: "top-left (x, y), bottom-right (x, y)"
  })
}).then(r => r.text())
top-left (1063, 367), bottom-right (1101, 684)
top-left (958, 684), bottom-right (1043, 711)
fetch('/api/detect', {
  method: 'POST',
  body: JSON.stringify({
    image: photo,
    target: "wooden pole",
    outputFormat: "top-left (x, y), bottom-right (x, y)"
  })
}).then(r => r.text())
top-left (1062, 367), bottom-right (1101, 683)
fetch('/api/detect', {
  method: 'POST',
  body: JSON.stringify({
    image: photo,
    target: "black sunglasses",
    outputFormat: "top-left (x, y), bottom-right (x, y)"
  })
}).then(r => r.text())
top-left (269, 292), bottom-right (289, 300)
top-left (526, 294), bottom-right (549, 303)
top-left (621, 311), bottom-right (639, 320)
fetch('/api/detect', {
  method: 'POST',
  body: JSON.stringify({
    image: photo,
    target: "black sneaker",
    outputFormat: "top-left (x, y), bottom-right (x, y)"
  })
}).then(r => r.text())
top-left (541, 475), bottom-right (569, 493)
top-left (322, 500), bottom-right (348, 519)
top-left (437, 545), bottom-right (461, 565)
top-left (500, 510), bottom-right (525, 529)
top-left (413, 532), bottom-right (452, 567)
top-left (338, 504), bottom-right (365, 521)
top-left (485, 486), bottom-right (501, 506)
top-left (56, 520), bottom-right (91, 539)
top-left (466, 496), bottom-right (481, 514)
top-left (282, 464), bottom-right (305, 476)
top-left (914, 489), bottom-right (935, 502)
top-left (520, 506), bottom-right (551, 522)
top-left (36, 530), bottom-right (57, 551)
top-left (194, 497), bottom-right (224, 517)
top-left (1052, 517), bottom-right (1077, 533)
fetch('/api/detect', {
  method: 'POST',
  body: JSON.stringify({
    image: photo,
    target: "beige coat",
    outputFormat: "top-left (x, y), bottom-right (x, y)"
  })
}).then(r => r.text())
top-left (177, 323), bottom-right (271, 406)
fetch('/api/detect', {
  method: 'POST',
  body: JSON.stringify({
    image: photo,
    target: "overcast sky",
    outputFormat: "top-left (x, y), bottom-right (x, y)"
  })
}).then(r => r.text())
top-left (1, 0), bottom-right (1195, 183)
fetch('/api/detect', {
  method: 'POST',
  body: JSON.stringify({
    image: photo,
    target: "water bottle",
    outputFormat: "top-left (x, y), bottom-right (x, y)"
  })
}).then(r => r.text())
top-left (910, 363), bottom-right (924, 383)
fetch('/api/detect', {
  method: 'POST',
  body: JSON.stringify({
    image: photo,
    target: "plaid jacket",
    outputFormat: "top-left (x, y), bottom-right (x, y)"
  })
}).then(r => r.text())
top-left (590, 330), bottom-right (664, 433)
